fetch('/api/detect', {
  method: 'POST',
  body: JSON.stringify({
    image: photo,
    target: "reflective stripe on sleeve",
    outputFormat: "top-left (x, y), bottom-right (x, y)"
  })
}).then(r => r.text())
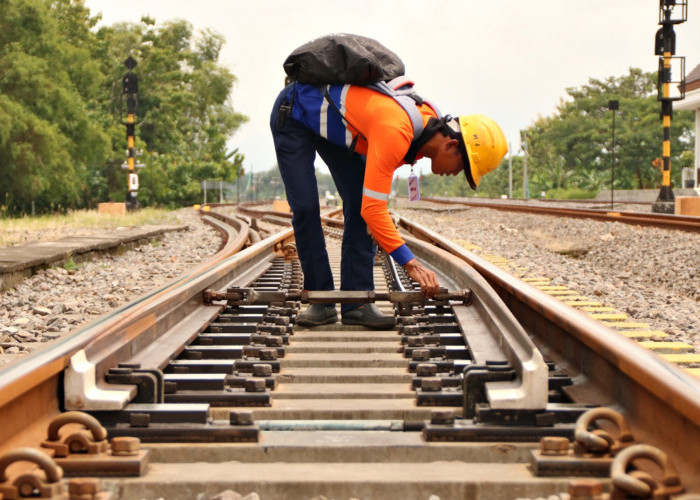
top-left (363, 187), bottom-right (390, 201)
top-left (339, 85), bottom-right (353, 148)
top-left (319, 85), bottom-right (330, 139)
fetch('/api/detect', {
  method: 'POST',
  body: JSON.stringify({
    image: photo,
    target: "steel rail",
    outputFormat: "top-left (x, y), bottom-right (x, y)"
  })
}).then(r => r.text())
top-left (63, 221), bottom-right (293, 411)
top-left (0, 211), bottom-right (260, 452)
top-left (397, 214), bottom-right (700, 489)
top-left (401, 231), bottom-right (549, 412)
top-left (416, 196), bottom-right (700, 233)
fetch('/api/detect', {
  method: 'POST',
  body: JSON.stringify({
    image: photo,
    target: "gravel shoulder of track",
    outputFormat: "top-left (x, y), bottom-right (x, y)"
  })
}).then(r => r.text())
top-left (0, 208), bottom-right (223, 365)
top-left (394, 201), bottom-right (699, 350)
top-left (2, 202), bottom-right (698, 366)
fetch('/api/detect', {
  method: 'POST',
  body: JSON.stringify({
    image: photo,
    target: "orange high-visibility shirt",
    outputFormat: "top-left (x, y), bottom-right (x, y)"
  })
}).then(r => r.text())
top-left (289, 83), bottom-right (438, 265)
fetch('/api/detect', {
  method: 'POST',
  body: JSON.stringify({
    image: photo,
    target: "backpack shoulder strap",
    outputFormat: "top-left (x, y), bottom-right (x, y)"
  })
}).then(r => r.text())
top-left (368, 79), bottom-right (441, 142)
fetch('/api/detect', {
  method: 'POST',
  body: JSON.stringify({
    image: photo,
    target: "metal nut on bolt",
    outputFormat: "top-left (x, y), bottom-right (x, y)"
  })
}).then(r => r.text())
top-left (412, 349), bottom-right (431, 361)
top-left (568, 478), bottom-right (604, 499)
top-left (416, 363), bottom-right (437, 377)
top-left (421, 378), bottom-right (442, 391)
top-left (539, 436), bottom-right (570, 456)
top-left (430, 409), bottom-right (455, 425)
top-left (253, 364), bottom-right (273, 377)
top-left (260, 348), bottom-right (278, 361)
top-left (111, 436), bottom-right (140, 456)
top-left (265, 337), bottom-right (283, 347)
top-left (245, 378), bottom-right (266, 392)
top-left (230, 411), bottom-right (254, 426)
top-left (407, 337), bottom-right (425, 347)
top-left (68, 477), bottom-right (101, 498)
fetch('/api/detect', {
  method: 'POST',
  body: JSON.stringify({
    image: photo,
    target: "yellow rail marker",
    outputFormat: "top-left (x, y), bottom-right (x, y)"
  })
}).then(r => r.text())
top-left (455, 239), bottom-right (481, 251)
top-left (660, 354), bottom-right (700, 364)
top-left (620, 330), bottom-right (669, 340)
top-left (564, 301), bottom-right (603, 307)
top-left (601, 321), bottom-right (651, 329)
top-left (638, 341), bottom-right (693, 354)
top-left (588, 313), bottom-right (629, 321)
top-left (448, 236), bottom-right (694, 374)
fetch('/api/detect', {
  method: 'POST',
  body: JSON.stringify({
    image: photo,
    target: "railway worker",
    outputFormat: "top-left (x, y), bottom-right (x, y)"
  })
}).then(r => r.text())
top-left (270, 82), bottom-right (507, 329)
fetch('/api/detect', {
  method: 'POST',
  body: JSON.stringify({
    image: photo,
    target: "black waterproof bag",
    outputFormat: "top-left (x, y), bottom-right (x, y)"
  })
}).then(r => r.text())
top-left (283, 33), bottom-right (405, 86)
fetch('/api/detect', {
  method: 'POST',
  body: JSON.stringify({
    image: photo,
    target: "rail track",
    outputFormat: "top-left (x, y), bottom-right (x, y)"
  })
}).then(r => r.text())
top-left (415, 196), bottom-right (700, 233)
top-left (0, 203), bottom-right (698, 499)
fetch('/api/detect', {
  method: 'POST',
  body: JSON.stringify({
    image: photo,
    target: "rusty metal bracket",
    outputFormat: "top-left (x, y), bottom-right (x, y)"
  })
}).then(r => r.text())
top-left (530, 407), bottom-right (637, 477)
top-left (40, 411), bottom-right (149, 477)
top-left (0, 447), bottom-right (66, 499)
top-left (204, 287), bottom-right (472, 306)
top-left (610, 444), bottom-right (684, 499)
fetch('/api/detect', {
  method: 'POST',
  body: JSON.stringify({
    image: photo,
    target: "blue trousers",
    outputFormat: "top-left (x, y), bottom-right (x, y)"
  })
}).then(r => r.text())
top-left (270, 85), bottom-right (376, 313)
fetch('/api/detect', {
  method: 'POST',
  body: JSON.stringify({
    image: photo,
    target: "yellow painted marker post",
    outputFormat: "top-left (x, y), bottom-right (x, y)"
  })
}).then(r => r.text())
top-left (652, 1), bottom-right (687, 213)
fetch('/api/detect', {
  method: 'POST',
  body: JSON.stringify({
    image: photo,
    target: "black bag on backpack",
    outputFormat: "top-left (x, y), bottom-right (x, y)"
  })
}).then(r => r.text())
top-left (283, 33), bottom-right (405, 86)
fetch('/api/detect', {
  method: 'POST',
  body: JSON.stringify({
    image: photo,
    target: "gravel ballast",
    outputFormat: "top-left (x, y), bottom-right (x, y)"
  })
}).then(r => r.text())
top-left (1, 204), bottom-right (698, 366)
top-left (396, 202), bottom-right (699, 350)
top-left (0, 209), bottom-right (222, 365)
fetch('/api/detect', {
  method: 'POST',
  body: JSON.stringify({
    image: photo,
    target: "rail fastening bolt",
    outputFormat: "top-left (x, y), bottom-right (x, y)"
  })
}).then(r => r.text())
top-left (253, 363), bottom-right (272, 377)
top-left (407, 337), bottom-right (425, 347)
top-left (416, 363), bottom-right (438, 377)
top-left (68, 477), bottom-right (101, 499)
top-left (230, 411), bottom-right (254, 426)
top-left (111, 436), bottom-right (141, 456)
top-left (431, 409), bottom-right (455, 425)
top-left (539, 436), bottom-right (570, 456)
top-left (260, 348), bottom-right (278, 360)
top-left (421, 378), bottom-right (442, 392)
top-left (412, 349), bottom-right (431, 361)
top-left (568, 478), bottom-right (604, 499)
top-left (245, 378), bottom-right (266, 392)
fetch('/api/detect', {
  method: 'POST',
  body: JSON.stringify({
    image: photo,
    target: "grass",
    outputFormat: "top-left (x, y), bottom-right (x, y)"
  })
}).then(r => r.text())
top-left (0, 207), bottom-right (181, 246)
top-left (63, 257), bottom-right (78, 271)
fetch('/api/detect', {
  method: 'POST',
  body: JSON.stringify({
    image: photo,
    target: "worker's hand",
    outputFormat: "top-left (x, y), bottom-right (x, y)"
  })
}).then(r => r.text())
top-left (403, 258), bottom-right (439, 299)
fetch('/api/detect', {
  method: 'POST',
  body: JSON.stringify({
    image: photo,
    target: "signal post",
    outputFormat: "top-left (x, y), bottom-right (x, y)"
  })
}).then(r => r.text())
top-left (652, 0), bottom-right (687, 213)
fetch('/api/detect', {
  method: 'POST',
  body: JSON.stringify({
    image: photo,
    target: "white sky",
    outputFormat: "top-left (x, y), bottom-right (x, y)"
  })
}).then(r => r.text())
top-left (85, 0), bottom-right (700, 177)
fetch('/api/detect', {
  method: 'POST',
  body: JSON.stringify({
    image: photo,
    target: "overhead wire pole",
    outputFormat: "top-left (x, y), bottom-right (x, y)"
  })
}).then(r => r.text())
top-left (652, 0), bottom-right (687, 214)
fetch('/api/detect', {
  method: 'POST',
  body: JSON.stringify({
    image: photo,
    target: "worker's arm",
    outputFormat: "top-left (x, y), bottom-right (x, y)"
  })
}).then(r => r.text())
top-left (403, 258), bottom-right (439, 298)
top-left (360, 135), bottom-right (439, 298)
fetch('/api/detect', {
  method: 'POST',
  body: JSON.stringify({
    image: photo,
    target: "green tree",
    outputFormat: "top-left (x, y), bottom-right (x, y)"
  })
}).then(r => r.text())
top-left (95, 18), bottom-right (248, 207)
top-left (0, 0), bottom-right (111, 214)
top-left (523, 68), bottom-right (694, 193)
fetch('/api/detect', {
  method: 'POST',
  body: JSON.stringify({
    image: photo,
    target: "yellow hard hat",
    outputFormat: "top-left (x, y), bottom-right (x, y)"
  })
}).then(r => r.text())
top-left (456, 115), bottom-right (508, 189)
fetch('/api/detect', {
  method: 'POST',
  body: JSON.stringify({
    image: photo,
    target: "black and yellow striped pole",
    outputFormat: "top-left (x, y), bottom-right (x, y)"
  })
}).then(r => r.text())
top-left (121, 56), bottom-right (142, 211)
top-left (653, 0), bottom-right (687, 214)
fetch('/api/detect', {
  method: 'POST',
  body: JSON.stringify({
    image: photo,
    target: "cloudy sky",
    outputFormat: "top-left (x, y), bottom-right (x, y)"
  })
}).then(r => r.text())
top-left (85, 0), bottom-right (700, 177)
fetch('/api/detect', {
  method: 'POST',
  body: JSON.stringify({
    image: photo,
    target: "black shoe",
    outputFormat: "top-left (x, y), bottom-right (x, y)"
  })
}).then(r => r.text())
top-left (296, 304), bottom-right (338, 326)
top-left (341, 303), bottom-right (395, 330)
